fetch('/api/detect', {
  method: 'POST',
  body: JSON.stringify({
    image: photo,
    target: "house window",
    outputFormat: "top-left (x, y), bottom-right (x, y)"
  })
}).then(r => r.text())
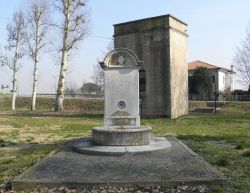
top-left (211, 75), bottom-right (215, 83)
top-left (139, 70), bottom-right (146, 92)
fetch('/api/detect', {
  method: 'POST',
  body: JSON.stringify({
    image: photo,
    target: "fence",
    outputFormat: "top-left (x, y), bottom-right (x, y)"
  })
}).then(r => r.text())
top-left (189, 94), bottom-right (250, 101)
top-left (37, 93), bottom-right (104, 99)
top-left (226, 95), bottom-right (250, 101)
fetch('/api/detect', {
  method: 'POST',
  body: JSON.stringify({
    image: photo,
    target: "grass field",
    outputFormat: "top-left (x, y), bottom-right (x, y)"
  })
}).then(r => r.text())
top-left (0, 96), bottom-right (249, 193)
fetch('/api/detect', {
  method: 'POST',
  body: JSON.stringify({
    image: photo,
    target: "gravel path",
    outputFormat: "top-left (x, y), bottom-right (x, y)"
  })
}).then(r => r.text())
top-left (1, 184), bottom-right (211, 193)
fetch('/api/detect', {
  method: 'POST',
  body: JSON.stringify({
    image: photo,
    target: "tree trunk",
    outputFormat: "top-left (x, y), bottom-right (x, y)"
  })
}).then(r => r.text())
top-left (55, 51), bottom-right (68, 111)
top-left (31, 57), bottom-right (38, 110)
top-left (31, 23), bottom-right (40, 111)
top-left (12, 42), bottom-right (19, 111)
top-left (55, 7), bottom-right (69, 112)
top-left (12, 70), bottom-right (17, 111)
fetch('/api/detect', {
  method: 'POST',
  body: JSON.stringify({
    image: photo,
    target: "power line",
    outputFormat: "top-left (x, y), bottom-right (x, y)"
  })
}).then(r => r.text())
top-left (0, 16), bottom-right (10, 21)
top-left (0, 16), bottom-right (113, 40)
top-left (87, 36), bottom-right (113, 40)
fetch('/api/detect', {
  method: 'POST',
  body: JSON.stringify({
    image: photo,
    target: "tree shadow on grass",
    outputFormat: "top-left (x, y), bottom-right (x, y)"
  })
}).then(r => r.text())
top-left (0, 138), bottom-right (87, 156)
top-left (177, 134), bottom-right (250, 147)
top-left (6, 111), bottom-right (104, 119)
top-left (0, 139), bottom-right (16, 147)
top-left (0, 139), bottom-right (59, 149)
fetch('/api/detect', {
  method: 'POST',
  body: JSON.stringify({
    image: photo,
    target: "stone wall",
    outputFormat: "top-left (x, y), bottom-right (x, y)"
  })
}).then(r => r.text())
top-left (114, 15), bottom-right (188, 118)
top-left (169, 17), bottom-right (188, 118)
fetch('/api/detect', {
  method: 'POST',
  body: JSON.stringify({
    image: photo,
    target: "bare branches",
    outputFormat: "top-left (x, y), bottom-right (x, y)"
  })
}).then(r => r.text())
top-left (5, 9), bottom-right (26, 70)
top-left (55, 0), bottom-right (89, 52)
top-left (92, 42), bottom-right (113, 89)
top-left (0, 55), bottom-right (23, 74)
top-left (233, 26), bottom-right (250, 86)
top-left (92, 61), bottom-right (104, 88)
top-left (6, 10), bottom-right (25, 49)
top-left (0, 55), bottom-right (9, 68)
top-left (0, 52), bottom-right (3, 68)
top-left (26, 0), bottom-right (50, 62)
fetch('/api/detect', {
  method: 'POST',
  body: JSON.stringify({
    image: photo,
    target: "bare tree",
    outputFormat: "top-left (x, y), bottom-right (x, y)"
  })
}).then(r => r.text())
top-left (26, 0), bottom-right (50, 110)
top-left (233, 25), bottom-right (250, 87)
top-left (65, 81), bottom-right (77, 97)
top-left (92, 61), bottom-right (104, 89)
top-left (54, 0), bottom-right (89, 111)
top-left (0, 10), bottom-right (26, 110)
top-left (92, 42), bottom-right (113, 90)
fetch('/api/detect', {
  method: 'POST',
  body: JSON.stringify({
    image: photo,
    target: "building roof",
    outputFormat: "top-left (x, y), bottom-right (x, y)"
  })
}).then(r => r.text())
top-left (114, 14), bottom-right (187, 27)
top-left (188, 60), bottom-right (235, 73)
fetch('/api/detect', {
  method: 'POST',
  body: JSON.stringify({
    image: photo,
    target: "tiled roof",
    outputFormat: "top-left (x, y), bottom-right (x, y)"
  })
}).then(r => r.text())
top-left (188, 60), bottom-right (219, 70)
top-left (188, 60), bottom-right (235, 73)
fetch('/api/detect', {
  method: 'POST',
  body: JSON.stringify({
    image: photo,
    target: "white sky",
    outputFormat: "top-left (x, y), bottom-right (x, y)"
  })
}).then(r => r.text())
top-left (0, 0), bottom-right (250, 95)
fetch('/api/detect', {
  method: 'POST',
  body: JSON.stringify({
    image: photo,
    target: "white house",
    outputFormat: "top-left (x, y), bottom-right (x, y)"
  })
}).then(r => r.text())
top-left (188, 60), bottom-right (235, 93)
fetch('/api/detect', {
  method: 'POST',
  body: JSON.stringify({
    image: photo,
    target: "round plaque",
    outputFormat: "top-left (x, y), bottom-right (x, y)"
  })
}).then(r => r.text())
top-left (118, 101), bottom-right (126, 109)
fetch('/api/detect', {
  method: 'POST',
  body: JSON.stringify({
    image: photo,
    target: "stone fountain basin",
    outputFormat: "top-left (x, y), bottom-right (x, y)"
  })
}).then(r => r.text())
top-left (73, 137), bottom-right (171, 155)
top-left (92, 126), bottom-right (152, 146)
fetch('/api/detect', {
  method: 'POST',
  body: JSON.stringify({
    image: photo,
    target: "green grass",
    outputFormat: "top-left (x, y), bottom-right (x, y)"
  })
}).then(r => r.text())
top-left (0, 97), bottom-right (250, 192)
top-left (0, 144), bottom-right (57, 183)
top-left (242, 150), bottom-right (250, 157)
top-left (215, 158), bottom-right (230, 167)
top-left (0, 96), bottom-right (104, 112)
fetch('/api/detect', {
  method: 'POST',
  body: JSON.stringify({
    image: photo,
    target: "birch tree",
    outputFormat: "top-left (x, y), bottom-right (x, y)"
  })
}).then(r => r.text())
top-left (26, 0), bottom-right (50, 110)
top-left (54, 0), bottom-right (89, 111)
top-left (0, 10), bottom-right (26, 110)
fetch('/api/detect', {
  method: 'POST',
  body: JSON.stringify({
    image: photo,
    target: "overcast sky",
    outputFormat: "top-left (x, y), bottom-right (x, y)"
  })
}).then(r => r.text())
top-left (0, 0), bottom-right (250, 95)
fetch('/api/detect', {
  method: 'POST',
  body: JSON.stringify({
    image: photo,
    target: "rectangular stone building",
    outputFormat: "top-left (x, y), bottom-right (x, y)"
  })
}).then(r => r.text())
top-left (114, 14), bottom-right (188, 119)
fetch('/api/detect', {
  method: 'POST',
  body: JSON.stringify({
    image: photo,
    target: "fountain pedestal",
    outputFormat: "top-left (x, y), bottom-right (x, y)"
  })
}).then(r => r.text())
top-left (92, 126), bottom-right (151, 146)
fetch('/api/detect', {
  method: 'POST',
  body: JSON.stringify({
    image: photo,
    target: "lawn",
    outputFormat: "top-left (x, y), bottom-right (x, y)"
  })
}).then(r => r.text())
top-left (0, 96), bottom-right (249, 193)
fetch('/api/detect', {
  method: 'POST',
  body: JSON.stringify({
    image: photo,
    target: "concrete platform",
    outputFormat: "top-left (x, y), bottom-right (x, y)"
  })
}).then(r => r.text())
top-left (73, 137), bottom-right (171, 155)
top-left (12, 137), bottom-right (226, 191)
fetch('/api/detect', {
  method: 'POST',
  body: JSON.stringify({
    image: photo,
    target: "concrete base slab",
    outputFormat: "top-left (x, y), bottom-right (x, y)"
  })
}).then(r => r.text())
top-left (73, 137), bottom-right (171, 155)
top-left (12, 137), bottom-right (226, 191)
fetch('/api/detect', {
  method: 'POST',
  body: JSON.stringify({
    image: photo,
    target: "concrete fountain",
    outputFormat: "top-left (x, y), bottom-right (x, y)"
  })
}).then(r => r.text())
top-left (74, 48), bottom-right (171, 155)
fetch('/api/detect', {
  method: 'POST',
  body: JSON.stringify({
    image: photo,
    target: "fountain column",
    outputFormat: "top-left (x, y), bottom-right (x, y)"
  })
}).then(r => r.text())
top-left (92, 48), bottom-right (152, 146)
